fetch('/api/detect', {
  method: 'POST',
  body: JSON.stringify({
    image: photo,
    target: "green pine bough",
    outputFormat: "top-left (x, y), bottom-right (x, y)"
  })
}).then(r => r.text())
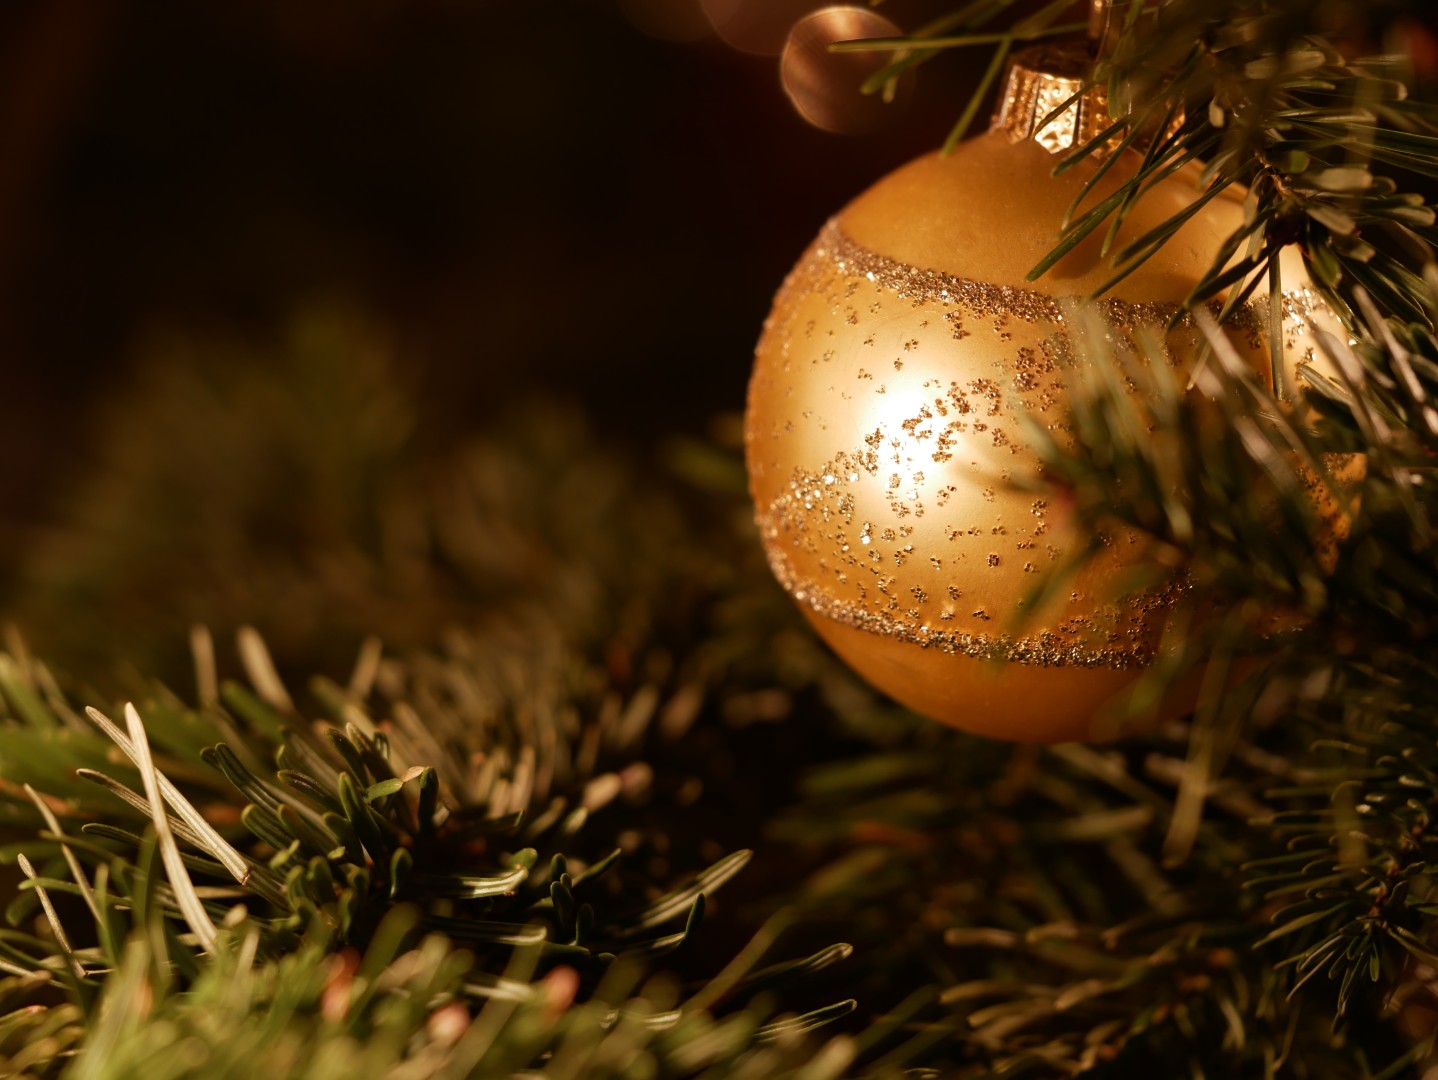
top-left (0, 638), bottom-right (858, 1079)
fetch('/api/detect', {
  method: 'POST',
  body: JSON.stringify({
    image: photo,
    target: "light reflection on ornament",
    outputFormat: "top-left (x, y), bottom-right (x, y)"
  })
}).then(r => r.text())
top-left (780, 6), bottom-right (912, 134)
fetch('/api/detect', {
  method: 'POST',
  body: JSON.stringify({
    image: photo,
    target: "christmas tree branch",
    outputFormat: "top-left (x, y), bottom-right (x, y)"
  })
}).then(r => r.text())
top-left (0, 623), bottom-right (860, 1075)
top-left (836, 0), bottom-right (1438, 330)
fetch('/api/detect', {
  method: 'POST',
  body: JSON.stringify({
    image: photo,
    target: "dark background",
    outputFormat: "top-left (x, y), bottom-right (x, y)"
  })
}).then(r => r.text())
top-left (5, 0), bottom-right (1432, 671)
top-left (0, 1), bottom-right (979, 980)
top-left (0, 0), bottom-right (973, 540)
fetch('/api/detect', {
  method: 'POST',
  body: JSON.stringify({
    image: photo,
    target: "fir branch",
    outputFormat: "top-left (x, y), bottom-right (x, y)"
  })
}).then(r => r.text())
top-left (835, 0), bottom-right (1438, 329)
top-left (54, 911), bottom-right (856, 1080)
top-left (0, 629), bottom-right (856, 1076)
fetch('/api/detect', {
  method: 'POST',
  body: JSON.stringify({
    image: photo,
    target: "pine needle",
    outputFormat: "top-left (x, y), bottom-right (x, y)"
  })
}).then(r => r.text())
top-left (84, 705), bottom-right (252, 886)
top-left (123, 703), bottom-right (220, 955)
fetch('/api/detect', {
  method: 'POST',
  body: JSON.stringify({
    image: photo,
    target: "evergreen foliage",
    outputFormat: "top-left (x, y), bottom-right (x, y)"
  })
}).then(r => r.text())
top-left (4, 0), bottom-right (1438, 1076)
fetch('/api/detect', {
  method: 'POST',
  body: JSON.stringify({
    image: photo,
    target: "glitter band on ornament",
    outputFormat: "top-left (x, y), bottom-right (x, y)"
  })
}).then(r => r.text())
top-left (751, 224), bottom-right (1325, 671)
top-left (762, 545), bottom-right (1189, 669)
top-left (798, 220), bottom-right (1328, 356)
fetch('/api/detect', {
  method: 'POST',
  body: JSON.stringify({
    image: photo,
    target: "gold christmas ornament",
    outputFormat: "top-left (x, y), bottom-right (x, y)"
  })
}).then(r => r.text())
top-left (745, 46), bottom-right (1336, 743)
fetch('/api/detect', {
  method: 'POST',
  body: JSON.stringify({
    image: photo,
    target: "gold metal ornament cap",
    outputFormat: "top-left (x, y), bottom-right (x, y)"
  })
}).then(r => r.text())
top-left (991, 44), bottom-right (1113, 155)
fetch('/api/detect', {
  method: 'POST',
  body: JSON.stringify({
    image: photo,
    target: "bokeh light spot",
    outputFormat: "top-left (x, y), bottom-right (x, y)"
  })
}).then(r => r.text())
top-left (780, 6), bottom-right (912, 135)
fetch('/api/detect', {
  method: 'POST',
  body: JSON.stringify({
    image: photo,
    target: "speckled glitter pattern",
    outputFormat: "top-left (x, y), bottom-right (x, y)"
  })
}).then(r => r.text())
top-left (808, 220), bottom-right (1325, 351)
top-left (745, 221), bottom-right (1329, 670)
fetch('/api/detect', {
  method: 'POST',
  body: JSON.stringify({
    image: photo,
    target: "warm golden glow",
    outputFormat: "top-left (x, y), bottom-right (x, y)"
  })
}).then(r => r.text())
top-left (745, 126), bottom-right (1336, 741)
